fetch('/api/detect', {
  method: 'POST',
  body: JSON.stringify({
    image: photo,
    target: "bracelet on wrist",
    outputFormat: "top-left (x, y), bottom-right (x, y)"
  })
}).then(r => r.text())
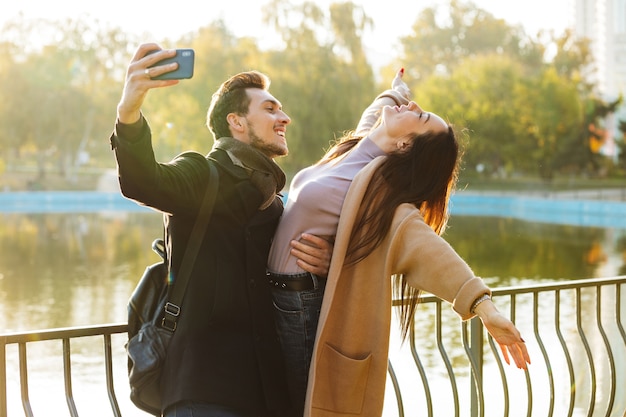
top-left (470, 293), bottom-right (491, 314)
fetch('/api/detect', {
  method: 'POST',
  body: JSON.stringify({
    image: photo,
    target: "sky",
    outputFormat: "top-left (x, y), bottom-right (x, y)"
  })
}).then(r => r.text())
top-left (2, 0), bottom-right (572, 69)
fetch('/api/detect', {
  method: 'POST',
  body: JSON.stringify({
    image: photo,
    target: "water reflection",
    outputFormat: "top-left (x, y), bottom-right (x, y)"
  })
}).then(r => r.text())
top-left (445, 216), bottom-right (626, 284)
top-left (0, 212), bottom-right (163, 332)
top-left (1, 212), bottom-right (624, 331)
top-left (0, 212), bottom-right (626, 331)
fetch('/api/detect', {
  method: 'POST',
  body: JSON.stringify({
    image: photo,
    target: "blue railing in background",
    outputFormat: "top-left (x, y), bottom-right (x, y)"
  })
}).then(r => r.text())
top-left (2, 191), bottom-right (626, 229)
top-left (0, 192), bottom-right (143, 213)
top-left (450, 194), bottom-right (626, 228)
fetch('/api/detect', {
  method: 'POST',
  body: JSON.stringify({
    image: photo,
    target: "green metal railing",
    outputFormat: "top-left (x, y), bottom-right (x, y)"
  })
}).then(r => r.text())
top-left (387, 276), bottom-right (626, 417)
top-left (0, 324), bottom-right (127, 417)
top-left (1, 277), bottom-right (625, 417)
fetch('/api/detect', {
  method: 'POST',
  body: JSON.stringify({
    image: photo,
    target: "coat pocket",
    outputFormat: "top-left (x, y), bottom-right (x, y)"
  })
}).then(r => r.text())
top-left (312, 343), bottom-right (372, 414)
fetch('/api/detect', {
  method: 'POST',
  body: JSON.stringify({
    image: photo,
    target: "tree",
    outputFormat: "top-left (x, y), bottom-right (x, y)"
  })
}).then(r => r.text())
top-left (261, 0), bottom-right (376, 175)
top-left (393, 0), bottom-right (611, 180)
top-left (0, 0), bottom-right (618, 190)
top-left (618, 119), bottom-right (626, 172)
top-left (573, 96), bottom-right (623, 176)
top-left (519, 66), bottom-right (583, 179)
top-left (0, 15), bottom-right (134, 185)
top-left (418, 54), bottom-right (528, 176)
top-left (398, 0), bottom-right (526, 81)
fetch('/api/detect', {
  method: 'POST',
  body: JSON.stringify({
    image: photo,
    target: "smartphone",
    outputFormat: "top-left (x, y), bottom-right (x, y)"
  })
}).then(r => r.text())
top-left (148, 49), bottom-right (195, 80)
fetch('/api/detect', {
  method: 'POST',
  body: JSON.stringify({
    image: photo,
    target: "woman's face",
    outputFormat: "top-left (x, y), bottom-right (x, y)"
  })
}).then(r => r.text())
top-left (381, 101), bottom-right (448, 138)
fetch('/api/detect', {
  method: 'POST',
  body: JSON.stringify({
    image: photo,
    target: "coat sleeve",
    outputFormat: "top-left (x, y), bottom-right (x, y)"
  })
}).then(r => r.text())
top-left (110, 117), bottom-right (213, 217)
top-left (389, 206), bottom-right (490, 320)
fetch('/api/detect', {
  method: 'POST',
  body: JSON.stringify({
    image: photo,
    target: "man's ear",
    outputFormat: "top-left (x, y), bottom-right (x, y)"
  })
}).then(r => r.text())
top-left (227, 113), bottom-right (245, 133)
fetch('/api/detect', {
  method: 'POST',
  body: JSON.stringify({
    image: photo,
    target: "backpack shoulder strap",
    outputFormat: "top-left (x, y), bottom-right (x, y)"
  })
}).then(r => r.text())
top-left (161, 160), bottom-right (219, 331)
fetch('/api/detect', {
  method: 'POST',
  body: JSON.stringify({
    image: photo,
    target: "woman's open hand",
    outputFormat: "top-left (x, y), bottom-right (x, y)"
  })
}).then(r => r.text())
top-left (474, 300), bottom-right (531, 370)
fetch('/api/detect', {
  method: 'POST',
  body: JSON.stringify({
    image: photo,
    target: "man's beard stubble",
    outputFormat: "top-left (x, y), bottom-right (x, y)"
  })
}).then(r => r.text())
top-left (247, 124), bottom-right (288, 159)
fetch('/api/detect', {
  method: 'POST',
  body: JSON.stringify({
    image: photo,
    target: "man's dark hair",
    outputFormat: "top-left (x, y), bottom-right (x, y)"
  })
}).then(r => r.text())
top-left (207, 71), bottom-right (270, 140)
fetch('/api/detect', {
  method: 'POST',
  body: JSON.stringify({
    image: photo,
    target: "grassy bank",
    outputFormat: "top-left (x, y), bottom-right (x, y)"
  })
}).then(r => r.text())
top-left (458, 175), bottom-right (626, 192)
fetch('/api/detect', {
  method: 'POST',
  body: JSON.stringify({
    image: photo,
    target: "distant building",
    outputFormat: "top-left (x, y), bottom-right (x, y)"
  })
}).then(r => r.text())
top-left (574, 0), bottom-right (626, 157)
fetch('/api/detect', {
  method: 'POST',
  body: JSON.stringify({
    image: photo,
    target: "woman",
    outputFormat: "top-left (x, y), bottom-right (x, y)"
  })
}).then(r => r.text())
top-left (268, 69), bottom-right (531, 417)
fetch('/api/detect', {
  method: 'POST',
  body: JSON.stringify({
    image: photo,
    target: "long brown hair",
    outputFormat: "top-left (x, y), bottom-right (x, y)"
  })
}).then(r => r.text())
top-left (324, 126), bottom-right (460, 339)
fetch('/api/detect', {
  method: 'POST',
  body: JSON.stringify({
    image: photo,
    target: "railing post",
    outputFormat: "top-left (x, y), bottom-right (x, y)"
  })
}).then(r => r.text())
top-left (0, 338), bottom-right (6, 417)
top-left (63, 338), bottom-right (79, 417)
top-left (19, 343), bottom-right (33, 417)
top-left (469, 317), bottom-right (484, 417)
top-left (104, 334), bottom-right (122, 417)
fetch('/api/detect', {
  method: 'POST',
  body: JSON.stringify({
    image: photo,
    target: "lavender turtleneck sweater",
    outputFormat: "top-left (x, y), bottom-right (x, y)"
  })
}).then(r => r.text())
top-left (267, 137), bottom-right (385, 274)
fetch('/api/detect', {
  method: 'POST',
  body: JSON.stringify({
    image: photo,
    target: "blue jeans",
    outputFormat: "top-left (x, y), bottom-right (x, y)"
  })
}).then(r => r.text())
top-left (163, 402), bottom-right (258, 417)
top-left (271, 274), bottom-right (326, 416)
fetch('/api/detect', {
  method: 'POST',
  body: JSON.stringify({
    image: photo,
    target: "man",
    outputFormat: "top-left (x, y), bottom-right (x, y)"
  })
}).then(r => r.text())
top-left (110, 43), bottom-right (330, 417)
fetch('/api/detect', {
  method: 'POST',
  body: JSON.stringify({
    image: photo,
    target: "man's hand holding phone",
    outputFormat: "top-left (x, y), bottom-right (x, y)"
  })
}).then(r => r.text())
top-left (117, 44), bottom-right (195, 125)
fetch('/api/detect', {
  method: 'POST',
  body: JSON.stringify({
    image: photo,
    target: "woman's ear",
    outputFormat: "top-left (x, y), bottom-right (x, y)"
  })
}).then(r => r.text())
top-left (397, 141), bottom-right (409, 152)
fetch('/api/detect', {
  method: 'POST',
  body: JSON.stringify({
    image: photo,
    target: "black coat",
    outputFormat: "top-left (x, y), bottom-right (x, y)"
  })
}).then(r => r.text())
top-left (111, 120), bottom-right (290, 415)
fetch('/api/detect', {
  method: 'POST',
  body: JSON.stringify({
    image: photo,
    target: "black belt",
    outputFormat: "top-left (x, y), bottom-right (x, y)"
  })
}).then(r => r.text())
top-left (267, 272), bottom-right (325, 291)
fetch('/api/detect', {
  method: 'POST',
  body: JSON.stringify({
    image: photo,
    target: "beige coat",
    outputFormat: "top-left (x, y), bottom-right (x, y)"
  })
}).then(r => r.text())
top-left (304, 157), bottom-right (490, 416)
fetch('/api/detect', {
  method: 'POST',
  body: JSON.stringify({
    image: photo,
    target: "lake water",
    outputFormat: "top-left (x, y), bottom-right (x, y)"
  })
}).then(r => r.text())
top-left (1, 192), bottom-right (625, 416)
